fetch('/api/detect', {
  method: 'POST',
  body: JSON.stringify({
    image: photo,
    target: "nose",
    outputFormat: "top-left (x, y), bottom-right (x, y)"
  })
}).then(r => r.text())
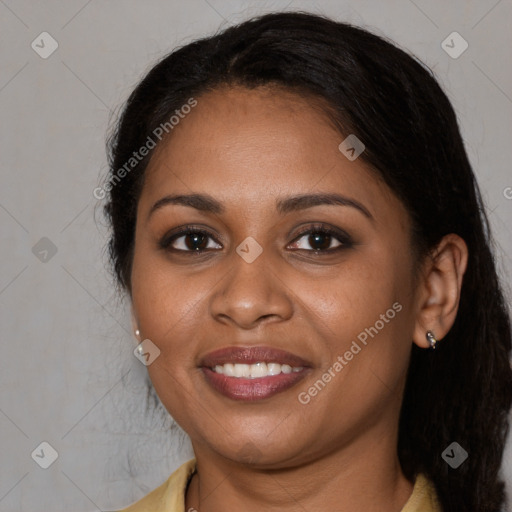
top-left (209, 250), bottom-right (293, 330)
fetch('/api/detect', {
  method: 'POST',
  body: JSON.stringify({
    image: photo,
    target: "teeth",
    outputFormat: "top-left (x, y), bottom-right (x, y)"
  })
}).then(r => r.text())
top-left (233, 363), bottom-right (250, 377)
top-left (223, 363), bottom-right (234, 376)
top-left (281, 364), bottom-right (292, 374)
top-left (212, 362), bottom-right (304, 378)
top-left (267, 363), bottom-right (281, 376)
top-left (249, 362), bottom-right (267, 378)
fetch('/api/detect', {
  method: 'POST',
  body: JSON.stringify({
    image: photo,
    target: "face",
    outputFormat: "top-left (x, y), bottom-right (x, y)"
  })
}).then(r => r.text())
top-left (130, 85), bottom-right (420, 468)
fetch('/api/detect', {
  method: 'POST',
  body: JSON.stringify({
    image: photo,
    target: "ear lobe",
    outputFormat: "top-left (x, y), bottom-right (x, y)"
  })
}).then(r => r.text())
top-left (412, 234), bottom-right (468, 349)
top-left (130, 304), bottom-right (140, 340)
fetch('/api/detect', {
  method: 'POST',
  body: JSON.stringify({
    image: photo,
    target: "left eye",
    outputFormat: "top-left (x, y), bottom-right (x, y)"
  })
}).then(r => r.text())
top-left (288, 227), bottom-right (351, 252)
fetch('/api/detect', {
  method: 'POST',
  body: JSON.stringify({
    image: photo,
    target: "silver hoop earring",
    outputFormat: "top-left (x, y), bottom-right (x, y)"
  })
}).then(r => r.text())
top-left (426, 330), bottom-right (437, 350)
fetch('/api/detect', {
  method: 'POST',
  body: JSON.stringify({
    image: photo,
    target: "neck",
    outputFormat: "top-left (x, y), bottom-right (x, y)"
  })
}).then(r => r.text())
top-left (185, 424), bottom-right (414, 512)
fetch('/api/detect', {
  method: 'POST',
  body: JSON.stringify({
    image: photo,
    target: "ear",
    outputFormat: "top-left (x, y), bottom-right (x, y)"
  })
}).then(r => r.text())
top-left (130, 303), bottom-right (140, 341)
top-left (412, 234), bottom-right (468, 349)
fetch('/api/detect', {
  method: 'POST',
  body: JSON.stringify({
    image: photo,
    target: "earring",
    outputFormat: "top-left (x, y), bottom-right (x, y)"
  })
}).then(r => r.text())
top-left (426, 330), bottom-right (437, 350)
top-left (135, 329), bottom-right (140, 338)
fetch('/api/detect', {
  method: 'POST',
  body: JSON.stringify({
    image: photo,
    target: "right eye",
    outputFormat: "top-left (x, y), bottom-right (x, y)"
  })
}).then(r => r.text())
top-left (159, 226), bottom-right (223, 253)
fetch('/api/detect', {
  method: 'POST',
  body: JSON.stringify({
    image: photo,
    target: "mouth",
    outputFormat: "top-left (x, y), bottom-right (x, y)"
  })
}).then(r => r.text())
top-left (199, 346), bottom-right (312, 401)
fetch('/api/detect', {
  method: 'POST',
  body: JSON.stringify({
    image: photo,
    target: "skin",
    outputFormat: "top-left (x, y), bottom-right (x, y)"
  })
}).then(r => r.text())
top-left (129, 85), bottom-right (468, 512)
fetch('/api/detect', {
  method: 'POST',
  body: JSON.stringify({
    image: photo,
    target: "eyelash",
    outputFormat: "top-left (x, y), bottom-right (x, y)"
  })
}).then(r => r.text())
top-left (159, 223), bottom-right (353, 255)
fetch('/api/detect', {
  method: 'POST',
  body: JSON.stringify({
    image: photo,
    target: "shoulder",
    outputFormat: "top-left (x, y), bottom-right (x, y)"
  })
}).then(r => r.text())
top-left (115, 458), bottom-right (197, 512)
top-left (401, 472), bottom-right (442, 512)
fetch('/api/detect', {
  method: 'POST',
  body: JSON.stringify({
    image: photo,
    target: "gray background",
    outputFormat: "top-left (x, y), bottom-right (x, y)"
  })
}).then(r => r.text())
top-left (1, 0), bottom-right (511, 510)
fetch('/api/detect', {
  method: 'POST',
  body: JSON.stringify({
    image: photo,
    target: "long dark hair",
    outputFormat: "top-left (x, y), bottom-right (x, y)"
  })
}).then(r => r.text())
top-left (103, 11), bottom-right (512, 511)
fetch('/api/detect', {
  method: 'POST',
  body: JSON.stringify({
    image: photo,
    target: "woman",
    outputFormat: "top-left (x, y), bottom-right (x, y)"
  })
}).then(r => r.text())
top-left (103, 11), bottom-right (512, 512)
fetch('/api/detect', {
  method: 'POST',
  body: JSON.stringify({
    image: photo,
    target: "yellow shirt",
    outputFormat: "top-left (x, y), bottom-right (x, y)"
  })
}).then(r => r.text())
top-left (117, 458), bottom-right (442, 512)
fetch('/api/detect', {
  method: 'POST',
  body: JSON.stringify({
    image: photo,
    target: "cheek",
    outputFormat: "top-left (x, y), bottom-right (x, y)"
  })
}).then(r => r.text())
top-left (313, 246), bottom-right (414, 385)
top-left (316, 252), bottom-right (402, 329)
top-left (131, 238), bottom-right (203, 326)
top-left (130, 244), bottom-right (205, 373)
top-left (130, 250), bottom-right (209, 429)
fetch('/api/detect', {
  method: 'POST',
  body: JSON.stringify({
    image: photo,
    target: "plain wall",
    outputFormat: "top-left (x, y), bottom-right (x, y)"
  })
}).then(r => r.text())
top-left (0, 1), bottom-right (511, 510)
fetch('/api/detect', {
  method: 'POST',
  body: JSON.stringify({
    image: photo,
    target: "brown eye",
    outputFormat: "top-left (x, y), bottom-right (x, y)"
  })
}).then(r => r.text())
top-left (160, 227), bottom-right (222, 252)
top-left (288, 224), bottom-right (353, 253)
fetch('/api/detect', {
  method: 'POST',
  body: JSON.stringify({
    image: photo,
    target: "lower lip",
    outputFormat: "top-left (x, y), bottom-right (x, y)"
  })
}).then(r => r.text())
top-left (201, 367), bottom-right (309, 401)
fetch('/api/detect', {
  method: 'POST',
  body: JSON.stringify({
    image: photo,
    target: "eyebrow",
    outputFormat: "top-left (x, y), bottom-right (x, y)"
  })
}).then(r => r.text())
top-left (147, 192), bottom-right (373, 221)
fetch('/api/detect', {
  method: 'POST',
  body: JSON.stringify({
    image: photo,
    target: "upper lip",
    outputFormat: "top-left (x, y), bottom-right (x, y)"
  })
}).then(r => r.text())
top-left (199, 346), bottom-right (312, 368)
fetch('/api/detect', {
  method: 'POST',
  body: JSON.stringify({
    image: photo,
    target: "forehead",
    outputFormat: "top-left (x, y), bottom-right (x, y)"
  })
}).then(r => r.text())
top-left (140, 85), bottom-right (397, 217)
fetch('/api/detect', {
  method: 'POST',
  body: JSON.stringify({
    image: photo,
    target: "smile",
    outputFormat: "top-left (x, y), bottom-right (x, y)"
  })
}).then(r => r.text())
top-left (199, 346), bottom-right (312, 401)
